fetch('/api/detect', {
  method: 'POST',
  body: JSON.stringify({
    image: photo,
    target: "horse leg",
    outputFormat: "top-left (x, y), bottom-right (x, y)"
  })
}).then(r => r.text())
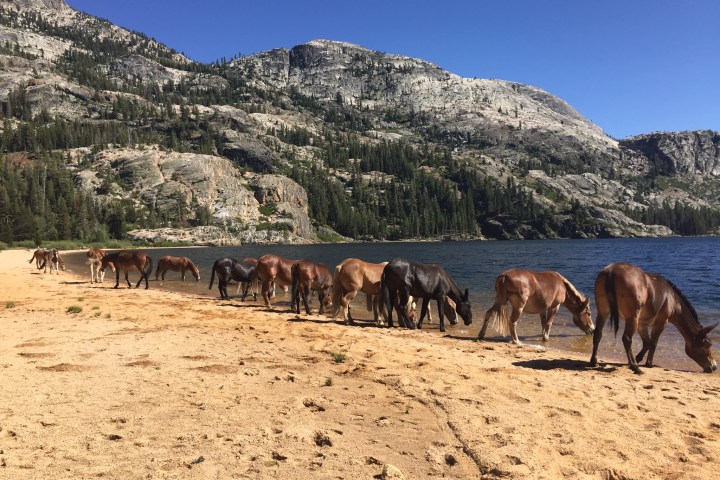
top-left (635, 324), bottom-right (652, 364)
top-left (343, 290), bottom-right (357, 325)
top-left (437, 295), bottom-right (447, 332)
top-left (589, 311), bottom-right (607, 367)
top-left (398, 288), bottom-right (415, 329)
top-left (219, 277), bottom-right (228, 300)
top-left (125, 272), bottom-right (132, 288)
top-left (622, 314), bottom-right (642, 374)
top-left (541, 306), bottom-right (560, 341)
top-left (386, 289), bottom-right (396, 328)
top-left (478, 303), bottom-right (497, 340)
top-left (303, 287), bottom-right (311, 315)
top-left (318, 291), bottom-right (327, 315)
top-left (508, 302), bottom-right (524, 344)
top-left (114, 270), bottom-right (121, 289)
top-left (644, 319), bottom-right (668, 368)
top-left (417, 297), bottom-right (430, 329)
top-left (241, 281), bottom-right (252, 302)
top-left (261, 279), bottom-right (272, 308)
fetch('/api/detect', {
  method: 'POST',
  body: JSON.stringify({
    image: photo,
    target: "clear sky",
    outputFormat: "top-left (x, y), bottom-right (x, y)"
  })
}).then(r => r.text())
top-left (64, 0), bottom-right (719, 139)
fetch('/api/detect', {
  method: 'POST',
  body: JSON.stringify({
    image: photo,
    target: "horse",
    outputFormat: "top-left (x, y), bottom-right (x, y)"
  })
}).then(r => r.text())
top-left (28, 247), bottom-right (47, 270)
top-left (155, 256), bottom-right (200, 282)
top-left (208, 257), bottom-right (257, 301)
top-left (380, 258), bottom-right (472, 332)
top-left (590, 262), bottom-right (717, 374)
top-left (235, 258), bottom-right (261, 299)
top-left (332, 259), bottom-right (389, 324)
top-left (291, 259), bottom-right (333, 315)
top-left (256, 254), bottom-right (298, 309)
top-left (478, 269), bottom-right (594, 344)
top-left (46, 248), bottom-right (65, 275)
top-left (87, 248), bottom-right (112, 283)
top-left (100, 251), bottom-right (153, 289)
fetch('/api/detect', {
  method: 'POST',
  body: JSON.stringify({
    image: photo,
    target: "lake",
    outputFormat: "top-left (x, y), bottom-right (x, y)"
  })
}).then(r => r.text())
top-left (65, 237), bottom-right (720, 372)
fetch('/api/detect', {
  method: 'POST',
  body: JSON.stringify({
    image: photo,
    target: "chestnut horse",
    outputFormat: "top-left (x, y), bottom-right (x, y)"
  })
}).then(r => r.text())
top-left (332, 259), bottom-right (388, 324)
top-left (478, 269), bottom-right (594, 344)
top-left (209, 257), bottom-right (257, 301)
top-left (28, 247), bottom-right (47, 270)
top-left (87, 248), bottom-right (111, 283)
top-left (155, 256), bottom-right (200, 281)
top-left (256, 254), bottom-right (298, 309)
top-left (381, 258), bottom-right (472, 332)
top-left (590, 262), bottom-right (717, 374)
top-left (100, 251), bottom-right (153, 289)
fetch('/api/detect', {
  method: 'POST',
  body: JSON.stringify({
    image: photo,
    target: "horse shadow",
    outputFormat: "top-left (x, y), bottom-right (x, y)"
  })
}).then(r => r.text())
top-left (513, 358), bottom-right (621, 373)
top-left (62, 281), bottom-right (88, 285)
top-left (287, 316), bottom-right (347, 326)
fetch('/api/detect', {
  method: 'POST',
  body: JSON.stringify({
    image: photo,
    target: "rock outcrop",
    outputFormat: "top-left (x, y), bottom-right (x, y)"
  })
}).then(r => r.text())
top-left (621, 130), bottom-right (720, 176)
top-left (75, 148), bottom-right (318, 244)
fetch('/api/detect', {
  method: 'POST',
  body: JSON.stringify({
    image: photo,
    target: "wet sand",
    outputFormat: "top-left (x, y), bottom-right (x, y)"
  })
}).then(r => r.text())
top-left (1, 249), bottom-right (718, 479)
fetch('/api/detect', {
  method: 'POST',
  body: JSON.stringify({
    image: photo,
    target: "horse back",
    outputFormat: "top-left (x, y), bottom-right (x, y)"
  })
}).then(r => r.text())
top-left (595, 262), bottom-right (661, 328)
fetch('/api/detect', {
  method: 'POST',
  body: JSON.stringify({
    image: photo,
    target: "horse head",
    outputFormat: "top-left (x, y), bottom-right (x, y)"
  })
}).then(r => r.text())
top-left (572, 297), bottom-right (594, 335)
top-left (455, 288), bottom-right (473, 326)
top-left (192, 264), bottom-right (201, 281)
top-left (686, 322), bottom-right (717, 373)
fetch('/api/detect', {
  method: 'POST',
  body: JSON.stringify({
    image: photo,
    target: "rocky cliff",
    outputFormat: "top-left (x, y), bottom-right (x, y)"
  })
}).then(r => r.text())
top-left (621, 130), bottom-right (720, 176)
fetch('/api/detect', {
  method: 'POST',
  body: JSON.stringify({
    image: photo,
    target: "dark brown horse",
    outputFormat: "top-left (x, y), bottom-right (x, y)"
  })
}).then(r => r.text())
top-left (209, 257), bottom-right (257, 301)
top-left (332, 258), bottom-right (388, 324)
top-left (256, 254), bottom-right (298, 309)
top-left (291, 259), bottom-right (333, 315)
top-left (381, 258), bottom-right (472, 332)
top-left (100, 251), bottom-right (153, 289)
top-left (478, 269), bottom-right (594, 344)
top-left (155, 256), bottom-right (200, 281)
top-left (87, 248), bottom-right (112, 283)
top-left (590, 262), bottom-right (717, 374)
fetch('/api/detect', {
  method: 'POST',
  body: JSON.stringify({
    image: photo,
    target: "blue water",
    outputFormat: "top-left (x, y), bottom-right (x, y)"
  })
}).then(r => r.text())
top-left (65, 237), bottom-right (720, 372)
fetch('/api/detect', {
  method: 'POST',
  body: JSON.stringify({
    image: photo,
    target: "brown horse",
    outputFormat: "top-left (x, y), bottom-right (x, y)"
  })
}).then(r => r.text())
top-left (291, 259), bottom-right (333, 315)
top-left (100, 251), bottom-right (153, 289)
top-left (155, 256), bottom-right (200, 281)
top-left (256, 254), bottom-right (298, 309)
top-left (46, 248), bottom-right (65, 274)
top-left (28, 247), bottom-right (47, 270)
top-left (332, 259), bottom-right (389, 324)
top-left (478, 269), bottom-right (594, 344)
top-left (87, 248), bottom-right (112, 283)
top-left (590, 262), bottom-right (717, 374)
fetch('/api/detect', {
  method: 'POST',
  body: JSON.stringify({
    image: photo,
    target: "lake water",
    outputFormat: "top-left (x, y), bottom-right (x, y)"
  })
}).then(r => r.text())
top-left (64, 237), bottom-right (720, 372)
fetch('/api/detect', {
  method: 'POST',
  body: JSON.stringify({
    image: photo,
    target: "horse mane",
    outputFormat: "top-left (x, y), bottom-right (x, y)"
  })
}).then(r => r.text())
top-left (665, 278), bottom-right (700, 325)
top-left (558, 273), bottom-right (586, 303)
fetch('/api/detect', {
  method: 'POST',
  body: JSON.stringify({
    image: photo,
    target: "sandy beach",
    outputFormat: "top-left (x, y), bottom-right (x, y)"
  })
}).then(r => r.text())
top-left (0, 249), bottom-right (718, 479)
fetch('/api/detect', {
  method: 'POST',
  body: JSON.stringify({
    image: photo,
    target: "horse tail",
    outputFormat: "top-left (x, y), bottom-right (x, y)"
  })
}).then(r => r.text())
top-left (331, 266), bottom-right (343, 319)
top-left (209, 260), bottom-right (218, 289)
top-left (380, 271), bottom-right (391, 322)
top-left (144, 256), bottom-right (153, 278)
top-left (486, 274), bottom-right (511, 336)
top-left (291, 262), bottom-right (301, 307)
top-left (604, 270), bottom-right (620, 335)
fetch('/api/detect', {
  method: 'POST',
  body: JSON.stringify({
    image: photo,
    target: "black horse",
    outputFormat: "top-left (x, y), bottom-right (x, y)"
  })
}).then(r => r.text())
top-left (380, 258), bottom-right (472, 332)
top-left (209, 258), bottom-right (258, 301)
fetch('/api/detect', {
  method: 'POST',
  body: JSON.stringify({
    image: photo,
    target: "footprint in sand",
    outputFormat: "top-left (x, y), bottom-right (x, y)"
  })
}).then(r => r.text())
top-left (36, 363), bottom-right (91, 372)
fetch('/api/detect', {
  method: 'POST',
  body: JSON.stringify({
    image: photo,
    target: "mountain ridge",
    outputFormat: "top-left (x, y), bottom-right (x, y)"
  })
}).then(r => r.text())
top-left (1, 0), bottom-right (718, 245)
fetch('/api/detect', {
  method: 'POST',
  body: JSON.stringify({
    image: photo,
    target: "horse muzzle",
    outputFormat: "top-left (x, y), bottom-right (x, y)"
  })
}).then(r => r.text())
top-left (703, 362), bottom-right (717, 373)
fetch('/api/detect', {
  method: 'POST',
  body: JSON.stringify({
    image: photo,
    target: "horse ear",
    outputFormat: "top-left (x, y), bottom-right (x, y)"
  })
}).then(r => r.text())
top-left (701, 322), bottom-right (719, 337)
top-left (582, 298), bottom-right (590, 309)
top-left (464, 288), bottom-right (469, 301)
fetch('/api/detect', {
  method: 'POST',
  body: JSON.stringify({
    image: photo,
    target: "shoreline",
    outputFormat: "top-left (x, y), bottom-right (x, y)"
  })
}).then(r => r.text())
top-left (1, 248), bottom-right (718, 479)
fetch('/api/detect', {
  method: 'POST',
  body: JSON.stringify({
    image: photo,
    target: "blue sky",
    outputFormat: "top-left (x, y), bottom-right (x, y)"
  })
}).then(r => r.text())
top-left (65, 0), bottom-right (719, 139)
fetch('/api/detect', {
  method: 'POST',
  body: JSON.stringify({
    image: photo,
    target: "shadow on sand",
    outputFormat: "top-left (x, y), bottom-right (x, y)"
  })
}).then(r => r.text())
top-left (513, 358), bottom-right (620, 373)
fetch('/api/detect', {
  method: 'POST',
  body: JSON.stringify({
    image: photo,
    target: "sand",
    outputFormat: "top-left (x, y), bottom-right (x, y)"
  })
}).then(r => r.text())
top-left (0, 249), bottom-right (718, 479)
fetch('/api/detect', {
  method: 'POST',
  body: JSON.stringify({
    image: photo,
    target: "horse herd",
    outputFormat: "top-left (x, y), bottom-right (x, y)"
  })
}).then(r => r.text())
top-left (30, 247), bottom-right (718, 374)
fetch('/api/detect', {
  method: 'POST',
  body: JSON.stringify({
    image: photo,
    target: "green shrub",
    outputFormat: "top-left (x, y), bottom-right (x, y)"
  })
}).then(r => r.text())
top-left (66, 305), bottom-right (82, 314)
top-left (331, 352), bottom-right (346, 364)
